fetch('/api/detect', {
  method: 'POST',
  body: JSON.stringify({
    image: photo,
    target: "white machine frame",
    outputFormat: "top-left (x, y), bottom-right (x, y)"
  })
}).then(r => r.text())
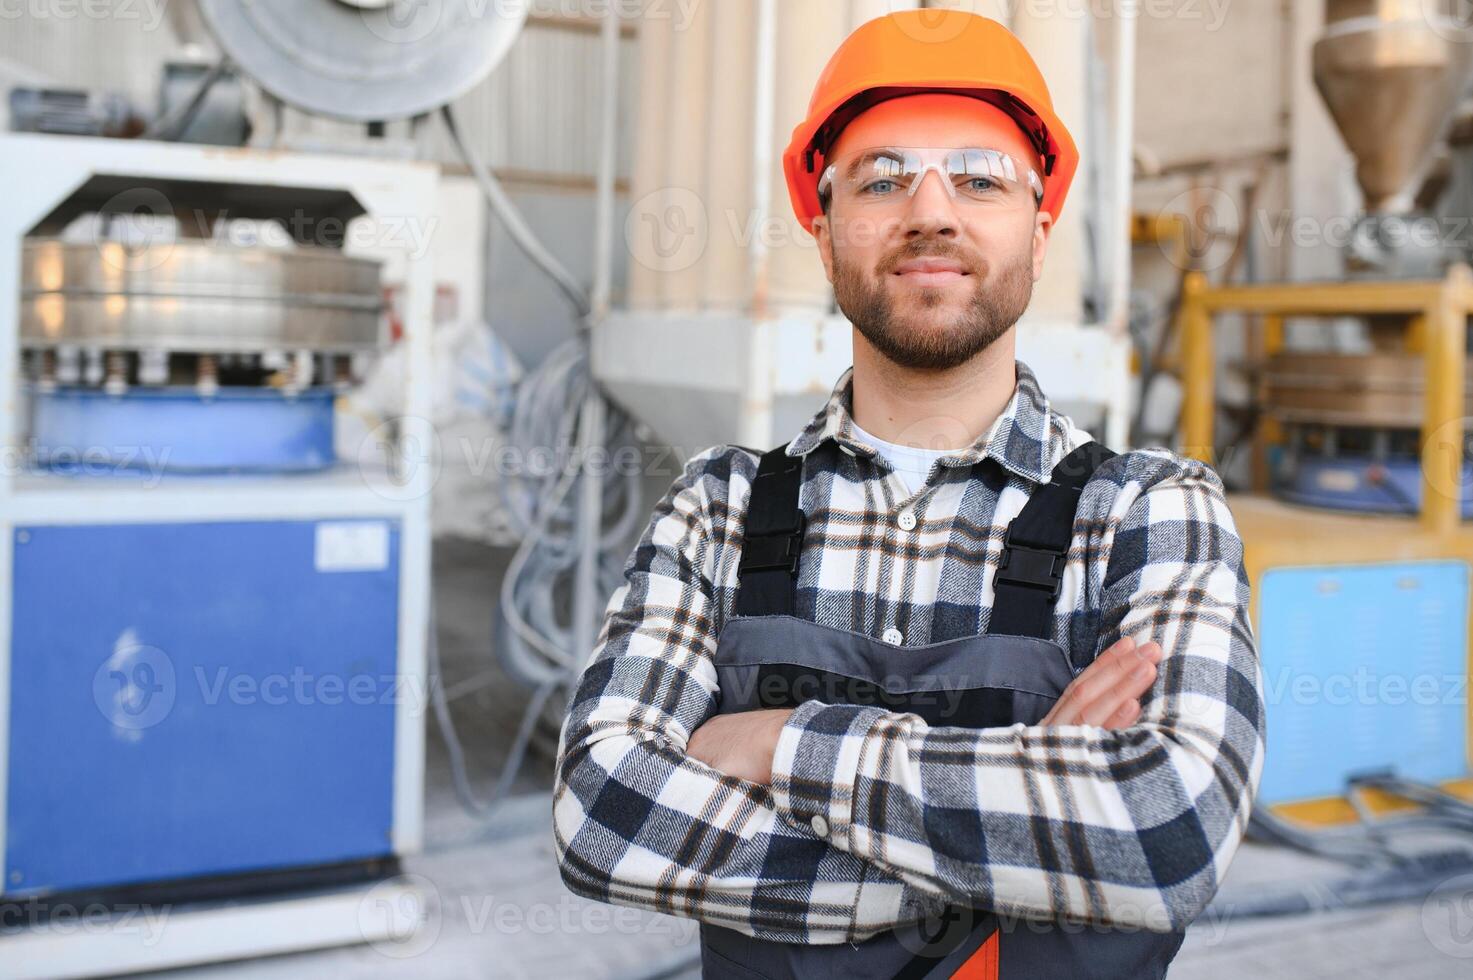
top-left (0, 132), bottom-right (438, 976)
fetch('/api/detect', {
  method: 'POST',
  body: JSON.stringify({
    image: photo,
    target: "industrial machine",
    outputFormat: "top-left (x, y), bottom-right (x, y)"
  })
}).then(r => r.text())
top-left (23, 238), bottom-right (382, 472)
top-left (0, 1), bottom-right (528, 976)
top-left (0, 132), bottom-right (440, 980)
top-left (1180, 0), bottom-right (1473, 822)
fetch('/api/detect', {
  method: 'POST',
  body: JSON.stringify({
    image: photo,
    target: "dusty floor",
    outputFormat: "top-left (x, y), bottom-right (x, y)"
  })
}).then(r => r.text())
top-left (126, 538), bottom-right (1473, 979)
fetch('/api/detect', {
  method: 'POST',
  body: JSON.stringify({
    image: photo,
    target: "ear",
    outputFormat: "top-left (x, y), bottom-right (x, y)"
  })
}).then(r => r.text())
top-left (1031, 210), bottom-right (1054, 282)
top-left (812, 214), bottom-right (836, 284)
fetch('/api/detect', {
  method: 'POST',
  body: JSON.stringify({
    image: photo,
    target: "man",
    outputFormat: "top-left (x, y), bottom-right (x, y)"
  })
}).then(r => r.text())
top-left (554, 11), bottom-right (1264, 979)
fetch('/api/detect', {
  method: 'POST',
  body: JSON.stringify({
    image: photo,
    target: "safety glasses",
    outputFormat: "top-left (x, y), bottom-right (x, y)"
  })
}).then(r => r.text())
top-left (818, 146), bottom-right (1044, 210)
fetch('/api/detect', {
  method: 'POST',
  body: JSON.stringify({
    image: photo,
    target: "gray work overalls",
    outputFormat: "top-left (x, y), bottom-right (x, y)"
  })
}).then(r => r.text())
top-left (699, 442), bottom-right (1187, 980)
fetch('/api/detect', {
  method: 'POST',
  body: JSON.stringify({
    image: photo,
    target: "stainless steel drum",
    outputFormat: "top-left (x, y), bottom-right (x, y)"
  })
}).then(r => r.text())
top-left (1313, 0), bottom-right (1473, 215)
top-left (20, 239), bottom-right (384, 355)
top-left (196, 0), bottom-right (530, 122)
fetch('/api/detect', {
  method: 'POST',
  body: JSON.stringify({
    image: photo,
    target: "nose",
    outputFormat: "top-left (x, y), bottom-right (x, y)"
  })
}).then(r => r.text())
top-left (902, 169), bottom-right (960, 241)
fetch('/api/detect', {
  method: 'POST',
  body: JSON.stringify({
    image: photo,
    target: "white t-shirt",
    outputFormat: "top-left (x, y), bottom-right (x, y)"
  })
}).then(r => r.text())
top-left (848, 418), bottom-right (957, 496)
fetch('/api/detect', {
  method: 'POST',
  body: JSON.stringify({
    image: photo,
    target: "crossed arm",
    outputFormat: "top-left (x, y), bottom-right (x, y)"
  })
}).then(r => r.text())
top-left (552, 448), bottom-right (1265, 940)
top-left (685, 633), bottom-right (1165, 784)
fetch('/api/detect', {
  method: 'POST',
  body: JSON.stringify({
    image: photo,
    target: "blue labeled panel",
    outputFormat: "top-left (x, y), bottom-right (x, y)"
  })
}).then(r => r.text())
top-left (6, 519), bottom-right (402, 896)
top-left (1257, 560), bottom-right (1469, 804)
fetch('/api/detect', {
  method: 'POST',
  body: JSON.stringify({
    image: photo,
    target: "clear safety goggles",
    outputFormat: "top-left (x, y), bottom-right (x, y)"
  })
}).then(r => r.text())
top-left (817, 146), bottom-right (1044, 209)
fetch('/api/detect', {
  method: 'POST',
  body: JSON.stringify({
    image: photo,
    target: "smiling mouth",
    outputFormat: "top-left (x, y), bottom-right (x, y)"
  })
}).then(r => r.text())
top-left (895, 269), bottom-right (966, 286)
top-left (891, 259), bottom-right (970, 287)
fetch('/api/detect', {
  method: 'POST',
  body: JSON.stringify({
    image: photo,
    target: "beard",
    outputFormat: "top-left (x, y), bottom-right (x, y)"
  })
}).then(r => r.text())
top-left (830, 238), bottom-right (1034, 371)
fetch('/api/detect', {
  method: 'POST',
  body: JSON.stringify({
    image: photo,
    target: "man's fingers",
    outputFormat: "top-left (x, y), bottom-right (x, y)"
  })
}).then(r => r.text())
top-left (1057, 638), bottom-right (1160, 716)
top-left (1101, 698), bottom-right (1141, 730)
top-left (1042, 637), bottom-right (1162, 726)
top-left (1046, 636), bottom-right (1134, 720)
top-left (1078, 660), bottom-right (1155, 725)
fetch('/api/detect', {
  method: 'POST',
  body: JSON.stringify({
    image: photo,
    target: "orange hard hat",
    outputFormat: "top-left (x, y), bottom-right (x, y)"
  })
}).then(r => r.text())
top-left (783, 10), bottom-right (1079, 235)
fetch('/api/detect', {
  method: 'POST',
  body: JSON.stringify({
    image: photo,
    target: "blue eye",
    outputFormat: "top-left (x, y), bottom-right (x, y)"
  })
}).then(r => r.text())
top-left (860, 179), bottom-right (901, 196)
top-left (962, 176), bottom-right (998, 194)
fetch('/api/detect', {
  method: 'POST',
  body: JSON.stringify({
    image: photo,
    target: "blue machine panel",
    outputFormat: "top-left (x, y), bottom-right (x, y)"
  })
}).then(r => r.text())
top-left (32, 387), bottom-right (338, 474)
top-left (6, 520), bottom-right (402, 896)
top-left (1258, 560), bottom-right (1469, 803)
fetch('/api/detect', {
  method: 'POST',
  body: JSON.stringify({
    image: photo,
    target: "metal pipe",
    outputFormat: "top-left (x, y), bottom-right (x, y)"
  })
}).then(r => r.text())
top-left (590, 2), bottom-right (622, 323)
top-left (570, 392), bottom-right (606, 676)
top-left (1105, 4), bottom-right (1138, 339)
top-left (574, 2), bottom-right (621, 681)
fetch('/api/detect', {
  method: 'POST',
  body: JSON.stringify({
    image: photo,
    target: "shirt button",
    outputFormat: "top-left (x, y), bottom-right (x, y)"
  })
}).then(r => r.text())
top-left (810, 814), bottom-right (830, 837)
top-left (897, 510), bottom-right (917, 531)
top-left (882, 627), bottom-right (904, 645)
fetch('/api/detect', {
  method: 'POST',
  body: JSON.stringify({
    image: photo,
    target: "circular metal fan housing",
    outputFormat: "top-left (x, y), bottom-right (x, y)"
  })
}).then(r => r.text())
top-left (197, 0), bottom-right (529, 122)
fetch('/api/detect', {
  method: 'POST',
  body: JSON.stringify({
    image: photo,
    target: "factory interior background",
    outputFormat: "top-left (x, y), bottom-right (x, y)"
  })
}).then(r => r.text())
top-left (5, 0), bottom-right (1473, 977)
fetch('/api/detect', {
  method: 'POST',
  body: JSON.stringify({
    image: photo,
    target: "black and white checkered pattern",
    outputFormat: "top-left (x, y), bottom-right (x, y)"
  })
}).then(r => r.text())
top-left (553, 360), bottom-right (1265, 941)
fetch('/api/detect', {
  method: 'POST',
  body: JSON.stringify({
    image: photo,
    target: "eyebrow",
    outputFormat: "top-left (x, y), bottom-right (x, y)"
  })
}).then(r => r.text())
top-left (844, 148), bottom-right (906, 183)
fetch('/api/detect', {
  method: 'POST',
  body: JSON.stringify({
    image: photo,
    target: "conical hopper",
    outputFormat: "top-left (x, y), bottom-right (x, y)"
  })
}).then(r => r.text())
top-left (1313, 0), bottom-right (1473, 213)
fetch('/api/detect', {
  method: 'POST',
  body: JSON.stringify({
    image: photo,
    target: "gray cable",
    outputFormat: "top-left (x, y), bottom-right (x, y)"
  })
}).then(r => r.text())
top-left (428, 588), bottom-right (562, 822)
top-left (1223, 775), bottom-right (1473, 921)
top-left (435, 106), bottom-right (647, 820)
top-left (442, 103), bottom-right (592, 319)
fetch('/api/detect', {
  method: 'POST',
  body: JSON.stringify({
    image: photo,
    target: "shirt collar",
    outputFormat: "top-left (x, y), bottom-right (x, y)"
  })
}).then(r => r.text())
top-left (785, 359), bottom-right (1063, 485)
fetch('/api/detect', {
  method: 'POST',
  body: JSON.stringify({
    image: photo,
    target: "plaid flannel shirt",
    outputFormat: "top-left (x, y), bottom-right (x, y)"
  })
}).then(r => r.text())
top-left (553, 360), bottom-right (1265, 941)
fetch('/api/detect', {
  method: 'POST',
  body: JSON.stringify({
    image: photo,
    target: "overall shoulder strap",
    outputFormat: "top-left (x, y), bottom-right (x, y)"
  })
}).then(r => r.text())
top-left (733, 445), bottom-right (806, 617)
top-left (986, 441), bottom-right (1117, 639)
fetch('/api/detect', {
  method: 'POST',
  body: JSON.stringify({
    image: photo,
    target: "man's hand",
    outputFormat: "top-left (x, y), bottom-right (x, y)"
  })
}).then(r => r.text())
top-left (1041, 635), bottom-right (1162, 728)
top-left (687, 708), bottom-right (795, 785)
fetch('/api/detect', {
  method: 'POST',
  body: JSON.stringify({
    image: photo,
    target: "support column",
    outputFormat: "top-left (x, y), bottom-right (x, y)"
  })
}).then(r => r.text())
top-left (1012, 5), bottom-right (1089, 324)
top-left (1179, 272), bottom-right (1215, 464)
top-left (627, 13), bottom-right (674, 310)
top-left (661, 0), bottom-right (715, 312)
top-left (1420, 266), bottom-right (1470, 534)
top-left (703, 0), bottom-right (758, 311)
top-left (766, 0), bottom-right (847, 314)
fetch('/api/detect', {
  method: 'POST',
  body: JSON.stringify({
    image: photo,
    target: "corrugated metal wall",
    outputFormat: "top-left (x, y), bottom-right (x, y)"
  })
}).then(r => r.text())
top-left (0, 3), bottom-right (634, 181)
top-left (0, 4), bottom-right (179, 108)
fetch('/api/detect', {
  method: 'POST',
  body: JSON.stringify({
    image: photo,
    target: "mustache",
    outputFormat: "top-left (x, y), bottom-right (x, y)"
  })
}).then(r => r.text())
top-left (876, 240), bottom-right (986, 277)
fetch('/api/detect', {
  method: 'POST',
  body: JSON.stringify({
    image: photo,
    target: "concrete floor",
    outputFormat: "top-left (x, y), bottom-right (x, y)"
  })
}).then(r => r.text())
top-left (126, 538), bottom-right (1473, 979)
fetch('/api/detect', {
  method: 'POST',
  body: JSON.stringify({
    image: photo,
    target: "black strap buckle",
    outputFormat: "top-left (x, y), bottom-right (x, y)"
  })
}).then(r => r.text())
top-left (995, 525), bottom-right (1065, 599)
top-left (739, 511), bottom-right (806, 575)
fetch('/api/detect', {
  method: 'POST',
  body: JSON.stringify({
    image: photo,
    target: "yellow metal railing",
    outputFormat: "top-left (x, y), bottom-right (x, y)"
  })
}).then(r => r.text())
top-left (1178, 264), bottom-right (1473, 534)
